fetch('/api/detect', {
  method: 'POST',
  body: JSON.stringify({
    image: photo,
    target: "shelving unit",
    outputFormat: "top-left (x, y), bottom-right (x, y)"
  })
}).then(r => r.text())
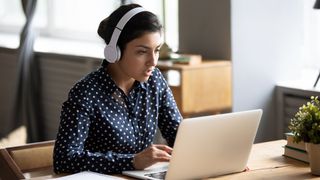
top-left (157, 60), bottom-right (232, 117)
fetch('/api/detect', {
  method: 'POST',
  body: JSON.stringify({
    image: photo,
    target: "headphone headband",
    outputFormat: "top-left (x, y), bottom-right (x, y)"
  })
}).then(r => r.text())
top-left (117, 7), bottom-right (146, 30)
top-left (105, 7), bottom-right (146, 63)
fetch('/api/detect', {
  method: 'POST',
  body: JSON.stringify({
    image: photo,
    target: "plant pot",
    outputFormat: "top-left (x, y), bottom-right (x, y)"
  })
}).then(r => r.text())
top-left (306, 143), bottom-right (320, 176)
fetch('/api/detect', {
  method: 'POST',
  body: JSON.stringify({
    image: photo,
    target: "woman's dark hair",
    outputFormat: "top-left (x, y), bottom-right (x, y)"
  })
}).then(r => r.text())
top-left (98, 4), bottom-right (162, 55)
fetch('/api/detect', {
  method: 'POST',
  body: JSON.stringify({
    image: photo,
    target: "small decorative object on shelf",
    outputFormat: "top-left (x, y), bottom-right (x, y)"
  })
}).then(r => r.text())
top-left (289, 96), bottom-right (320, 175)
top-left (169, 53), bottom-right (202, 65)
top-left (159, 42), bottom-right (173, 60)
top-left (158, 42), bottom-right (202, 65)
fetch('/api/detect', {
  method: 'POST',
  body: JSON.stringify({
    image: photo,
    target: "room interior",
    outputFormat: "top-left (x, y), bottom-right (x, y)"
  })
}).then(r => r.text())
top-left (0, 0), bottom-right (320, 165)
top-left (0, 0), bottom-right (233, 146)
top-left (1, 0), bottom-right (320, 145)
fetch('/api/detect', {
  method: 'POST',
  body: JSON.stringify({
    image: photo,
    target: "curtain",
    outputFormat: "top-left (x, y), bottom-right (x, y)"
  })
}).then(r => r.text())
top-left (14, 0), bottom-right (43, 142)
top-left (121, 0), bottom-right (132, 5)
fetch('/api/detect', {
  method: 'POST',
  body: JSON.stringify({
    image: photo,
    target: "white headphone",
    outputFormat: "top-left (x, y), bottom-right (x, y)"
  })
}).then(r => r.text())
top-left (104, 7), bottom-right (146, 63)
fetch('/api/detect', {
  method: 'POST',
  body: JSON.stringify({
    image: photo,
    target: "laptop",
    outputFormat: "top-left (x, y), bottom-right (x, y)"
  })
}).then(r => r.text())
top-left (122, 109), bottom-right (262, 180)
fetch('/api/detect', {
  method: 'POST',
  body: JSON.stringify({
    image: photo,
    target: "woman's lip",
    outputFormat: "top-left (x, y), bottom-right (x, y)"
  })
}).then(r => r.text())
top-left (145, 69), bottom-right (153, 76)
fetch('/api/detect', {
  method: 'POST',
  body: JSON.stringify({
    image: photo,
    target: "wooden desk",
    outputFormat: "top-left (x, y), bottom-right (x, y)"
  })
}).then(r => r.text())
top-left (212, 140), bottom-right (317, 180)
top-left (1, 140), bottom-right (318, 179)
top-left (157, 60), bottom-right (232, 117)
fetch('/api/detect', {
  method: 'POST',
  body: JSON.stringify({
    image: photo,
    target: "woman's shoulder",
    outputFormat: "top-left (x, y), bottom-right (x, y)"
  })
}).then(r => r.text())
top-left (147, 67), bottom-right (168, 88)
top-left (69, 68), bottom-right (105, 95)
top-left (150, 67), bottom-right (165, 81)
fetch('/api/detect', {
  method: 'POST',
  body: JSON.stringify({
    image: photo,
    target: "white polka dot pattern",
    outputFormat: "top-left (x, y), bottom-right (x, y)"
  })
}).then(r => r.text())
top-left (53, 63), bottom-right (182, 174)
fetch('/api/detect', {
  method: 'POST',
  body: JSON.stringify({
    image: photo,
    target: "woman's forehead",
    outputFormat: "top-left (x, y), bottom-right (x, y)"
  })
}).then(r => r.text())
top-left (128, 32), bottom-right (163, 48)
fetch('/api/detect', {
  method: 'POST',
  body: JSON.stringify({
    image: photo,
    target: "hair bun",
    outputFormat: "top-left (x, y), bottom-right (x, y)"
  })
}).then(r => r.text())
top-left (97, 17), bottom-right (109, 42)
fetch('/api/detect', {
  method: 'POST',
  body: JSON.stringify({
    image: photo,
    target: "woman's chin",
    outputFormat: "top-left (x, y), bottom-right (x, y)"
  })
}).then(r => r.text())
top-left (138, 76), bottom-right (150, 82)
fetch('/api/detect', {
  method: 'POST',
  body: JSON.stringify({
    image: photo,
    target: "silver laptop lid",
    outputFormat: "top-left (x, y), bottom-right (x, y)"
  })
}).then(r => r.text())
top-left (165, 109), bottom-right (262, 180)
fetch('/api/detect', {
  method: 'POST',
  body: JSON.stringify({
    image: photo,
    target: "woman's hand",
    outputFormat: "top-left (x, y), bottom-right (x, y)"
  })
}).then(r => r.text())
top-left (133, 144), bottom-right (173, 170)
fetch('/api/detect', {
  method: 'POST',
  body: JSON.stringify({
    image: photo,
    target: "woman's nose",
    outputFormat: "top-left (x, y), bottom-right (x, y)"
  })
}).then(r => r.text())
top-left (148, 53), bottom-right (158, 66)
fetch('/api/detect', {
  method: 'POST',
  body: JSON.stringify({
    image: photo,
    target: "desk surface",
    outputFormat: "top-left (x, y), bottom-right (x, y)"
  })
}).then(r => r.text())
top-left (28, 140), bottom-right (319, 180)
top-left (211, 140), bottom-right (318, 180)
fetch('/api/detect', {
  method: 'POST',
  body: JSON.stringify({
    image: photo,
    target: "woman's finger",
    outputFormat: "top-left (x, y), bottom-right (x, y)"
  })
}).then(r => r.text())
top-left (153, 144), bottom-right (173, 154)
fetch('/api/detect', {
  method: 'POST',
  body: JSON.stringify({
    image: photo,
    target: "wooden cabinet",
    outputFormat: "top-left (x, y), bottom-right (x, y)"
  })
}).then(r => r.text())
top-left (157, 60), bottom-right (232, 117)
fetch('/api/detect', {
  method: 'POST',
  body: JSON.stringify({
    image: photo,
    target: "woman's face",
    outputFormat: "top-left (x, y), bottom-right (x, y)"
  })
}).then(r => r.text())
top-left (118, 31), bottom-right (162, 82)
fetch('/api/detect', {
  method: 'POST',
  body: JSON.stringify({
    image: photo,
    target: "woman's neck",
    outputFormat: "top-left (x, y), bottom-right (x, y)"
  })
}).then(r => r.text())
top-left (106, 63), bottom-right (135, 95)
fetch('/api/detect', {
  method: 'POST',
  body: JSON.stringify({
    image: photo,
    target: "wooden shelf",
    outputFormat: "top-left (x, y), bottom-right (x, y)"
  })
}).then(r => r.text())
top-left (157, 60), bottom-right (232, 117)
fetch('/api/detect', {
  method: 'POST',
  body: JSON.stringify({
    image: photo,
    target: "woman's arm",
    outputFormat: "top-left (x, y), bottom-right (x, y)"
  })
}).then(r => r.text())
top-left (157, 71), bottom-right (182, 147)
top-left (53, 87), bottom-right (135, 174)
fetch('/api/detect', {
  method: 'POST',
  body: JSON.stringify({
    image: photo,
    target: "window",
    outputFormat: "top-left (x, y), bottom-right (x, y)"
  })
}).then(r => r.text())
top-left (0, 0), bottom-right (179, 51)
top-left (303, 0), bottom-right (320, 69)
top-left (41, 0), bottom-right (120, 41)
top-left (0, 0), bottom-right (25, 33)
top-left (133, 0), bottom-right (179, 51)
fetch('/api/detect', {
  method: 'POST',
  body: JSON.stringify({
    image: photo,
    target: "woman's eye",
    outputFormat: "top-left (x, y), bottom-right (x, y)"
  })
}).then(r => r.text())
top-left (138, 50), bottom-right (147, 54)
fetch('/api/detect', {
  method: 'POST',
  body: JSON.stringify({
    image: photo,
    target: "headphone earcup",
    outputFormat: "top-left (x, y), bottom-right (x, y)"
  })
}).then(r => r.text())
top-left (104, 45), bottom-right (119, 63)
top-left (103, 7), bottom-right (146, 63)
top-left (116, 45), bottom-right (121, 62)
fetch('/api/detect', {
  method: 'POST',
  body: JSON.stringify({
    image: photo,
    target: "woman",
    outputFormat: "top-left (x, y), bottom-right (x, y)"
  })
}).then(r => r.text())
top-left (53, 4), bottom-right (182, 174)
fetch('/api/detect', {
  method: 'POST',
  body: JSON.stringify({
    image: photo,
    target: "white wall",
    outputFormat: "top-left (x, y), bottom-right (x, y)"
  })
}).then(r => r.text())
top-left (231, 0), bottom-right (305, 142)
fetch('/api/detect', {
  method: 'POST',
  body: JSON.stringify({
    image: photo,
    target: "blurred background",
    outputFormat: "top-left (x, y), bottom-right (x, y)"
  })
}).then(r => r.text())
top-left (0, 0), bottom-right (320, 147)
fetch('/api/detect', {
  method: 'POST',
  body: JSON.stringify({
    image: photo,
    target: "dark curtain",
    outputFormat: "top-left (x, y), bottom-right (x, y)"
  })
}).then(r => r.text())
top-left (14, 0), bottom-right (43, 142)
top-left (315, 0), bottom-right (320, 9)
top-left (121, 0), bottom-right (132, 5)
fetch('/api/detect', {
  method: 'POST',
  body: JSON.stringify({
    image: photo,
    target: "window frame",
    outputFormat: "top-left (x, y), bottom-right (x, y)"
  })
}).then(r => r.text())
top-left (0, 0), bottom-right (178, 51)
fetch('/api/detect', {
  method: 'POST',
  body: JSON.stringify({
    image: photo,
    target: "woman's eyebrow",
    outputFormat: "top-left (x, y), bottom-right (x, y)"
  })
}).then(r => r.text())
top-left (136, 45), bottom-right (149, 49)
top-left (136, 44), bottom-right (162, 49)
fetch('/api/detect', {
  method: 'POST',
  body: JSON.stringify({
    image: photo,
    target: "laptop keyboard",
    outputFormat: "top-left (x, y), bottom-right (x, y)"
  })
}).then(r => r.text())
top-left (144, 171), bottom-right (167, 179)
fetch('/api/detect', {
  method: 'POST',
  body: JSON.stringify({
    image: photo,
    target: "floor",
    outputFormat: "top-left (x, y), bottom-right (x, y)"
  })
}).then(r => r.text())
top-left (0, 126), bottom-right (27, 148)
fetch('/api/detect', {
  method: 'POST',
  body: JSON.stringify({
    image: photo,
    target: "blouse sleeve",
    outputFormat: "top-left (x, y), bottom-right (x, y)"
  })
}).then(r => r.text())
top-left (157, 71), bottom-right (182, 147)
top-left (53, 86), bottom-right (135, 174)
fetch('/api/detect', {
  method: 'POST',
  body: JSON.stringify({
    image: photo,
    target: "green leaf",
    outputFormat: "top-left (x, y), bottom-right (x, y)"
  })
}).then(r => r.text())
top-left (289, 96), bottom-right (320, 144)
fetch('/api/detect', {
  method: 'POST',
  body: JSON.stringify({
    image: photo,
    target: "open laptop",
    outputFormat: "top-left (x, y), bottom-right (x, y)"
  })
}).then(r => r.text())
top-left (122, 109), bottom-right (262, 180)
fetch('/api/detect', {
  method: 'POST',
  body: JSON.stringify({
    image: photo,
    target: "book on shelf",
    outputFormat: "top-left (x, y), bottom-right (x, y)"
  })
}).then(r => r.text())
top-left (158, 54), bottom-right (202, 66)
top-left (283, 146), bottom-right (309, 163)
top-left (285, 132), bottom-right (306, 151)
top-left (283, 132), bottom-right (309, 163)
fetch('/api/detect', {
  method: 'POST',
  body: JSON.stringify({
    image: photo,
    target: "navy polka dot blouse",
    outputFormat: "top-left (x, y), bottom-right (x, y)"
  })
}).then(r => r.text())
top-left (53, 60), bottom-right (182, 174)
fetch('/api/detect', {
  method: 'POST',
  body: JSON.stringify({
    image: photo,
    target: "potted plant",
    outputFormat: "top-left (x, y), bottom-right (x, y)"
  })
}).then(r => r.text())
top-left (289, 96), bottom-right (320, 175)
